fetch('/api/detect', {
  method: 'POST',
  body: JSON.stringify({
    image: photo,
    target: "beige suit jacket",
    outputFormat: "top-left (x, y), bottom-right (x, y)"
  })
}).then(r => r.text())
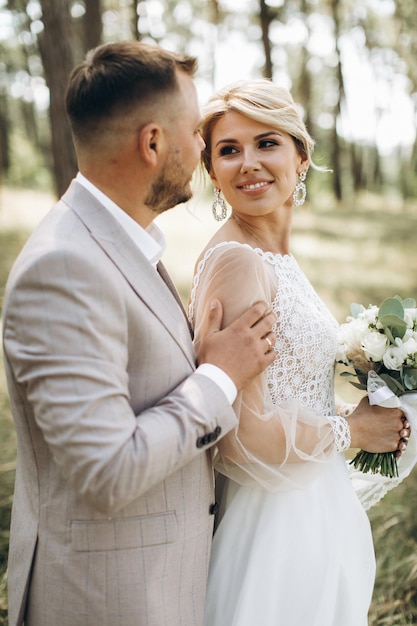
top-left (3, 180), bottom-right (237, 626)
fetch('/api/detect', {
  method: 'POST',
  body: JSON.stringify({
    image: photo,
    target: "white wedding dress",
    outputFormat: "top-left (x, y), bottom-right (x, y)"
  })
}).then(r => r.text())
top-left (189, 242), bottom-right (376, 626)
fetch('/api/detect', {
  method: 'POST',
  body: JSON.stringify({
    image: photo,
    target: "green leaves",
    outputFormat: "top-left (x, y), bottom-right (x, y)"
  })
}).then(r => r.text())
top-left (379, 372), bottom-right (405, 395)
top-left (404, 367), bottom-right (417, 391)
top-left (350, 302), bottom-right (363, 318)
top-left (378, 296), bottom-right (413, 341)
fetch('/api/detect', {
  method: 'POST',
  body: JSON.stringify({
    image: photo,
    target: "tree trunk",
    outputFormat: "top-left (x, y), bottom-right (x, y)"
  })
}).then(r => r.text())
top-left (351, 142), bottom-right (363, 192)
top-left (329, 0), bottom-right (344, 201)
top-left (259, 0), bottom-right (273, 79)
top-left (297, 0), bottom-right (313, 134)
top-left (0, 94), bottom-right (10, 177)
top-left (131, 0), bottom-right (140, 41)
top-left (38, 0), bottom-right (77, 198)
top-left (83, 0), bottom-right (102, 52)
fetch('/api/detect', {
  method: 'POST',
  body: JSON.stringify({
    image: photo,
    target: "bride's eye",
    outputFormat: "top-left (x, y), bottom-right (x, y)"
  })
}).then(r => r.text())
top-left (259, 139), bottom-right (278, 149)
top-left (219, 145), bottom-right (238, 156)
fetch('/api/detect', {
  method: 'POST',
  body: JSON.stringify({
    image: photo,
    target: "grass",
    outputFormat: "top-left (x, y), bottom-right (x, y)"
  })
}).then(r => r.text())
top-left (0, 193), bottom-right (417, 624)
top-left (368, 477), bottom-right (417, 625)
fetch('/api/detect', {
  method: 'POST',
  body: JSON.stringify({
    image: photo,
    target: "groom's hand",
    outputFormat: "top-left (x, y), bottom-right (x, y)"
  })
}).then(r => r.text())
top-left (197, 299), bottom-right (277, 391)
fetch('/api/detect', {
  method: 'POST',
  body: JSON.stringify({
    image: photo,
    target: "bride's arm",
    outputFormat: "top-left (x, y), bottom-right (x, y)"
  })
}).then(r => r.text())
top-left (191, 245), bottom-right (337, 491)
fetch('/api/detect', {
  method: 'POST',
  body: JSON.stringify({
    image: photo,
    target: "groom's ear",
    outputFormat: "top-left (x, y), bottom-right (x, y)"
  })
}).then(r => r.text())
top-left (138, 123), bottom-right (164, 167)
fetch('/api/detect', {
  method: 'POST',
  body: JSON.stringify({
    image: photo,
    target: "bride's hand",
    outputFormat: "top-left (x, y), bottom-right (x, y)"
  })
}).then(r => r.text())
top-left (346, 395), bottom-right (409, 454)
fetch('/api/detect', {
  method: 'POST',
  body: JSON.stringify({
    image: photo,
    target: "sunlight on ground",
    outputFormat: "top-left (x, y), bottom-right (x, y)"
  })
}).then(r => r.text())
top-left (0, 186), bottom-right (54, 230)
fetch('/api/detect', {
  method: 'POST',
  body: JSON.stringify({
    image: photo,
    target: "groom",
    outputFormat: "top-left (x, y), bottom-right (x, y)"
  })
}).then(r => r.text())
top-left (3, 41), bottom-right (277, 626)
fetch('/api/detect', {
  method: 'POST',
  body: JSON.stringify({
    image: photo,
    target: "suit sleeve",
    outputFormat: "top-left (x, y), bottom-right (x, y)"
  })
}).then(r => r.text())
top-left (3, 245), bottom-right (237, 514)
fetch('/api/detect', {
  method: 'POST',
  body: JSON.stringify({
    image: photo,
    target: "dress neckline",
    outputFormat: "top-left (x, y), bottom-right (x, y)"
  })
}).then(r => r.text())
top-left (189, 241), bottom-right (295, 323)
top-left (203, 240), bottom-right (292, 261)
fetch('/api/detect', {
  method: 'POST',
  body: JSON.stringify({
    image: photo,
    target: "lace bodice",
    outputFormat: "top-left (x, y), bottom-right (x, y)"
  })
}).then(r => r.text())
top-left (190, 242), bottom-right (339, 417)
top-left (190, 241), bottom-right (417, 506)
top-left (265, 252), bottom-right (339, 415)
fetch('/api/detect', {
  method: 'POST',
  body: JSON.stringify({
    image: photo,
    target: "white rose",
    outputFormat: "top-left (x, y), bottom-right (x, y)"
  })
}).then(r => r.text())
top-left (336, 342), bottom-right (349, 364)
top-left (361, 331), bottom-right (388, 362)
top-left (404, 311), bottom-right (415, 329)
top-left (382, 345), bottom-right (405, 371)
top-left (337, 325), bottom-right (351, 363)
top-left (403, 337), bottom-right (417, 365)
top-left (403, 329), bottom-right (413, 341)
top-left (338, 318), bottom-right (369, 362)
top-left (404, 309), bottom-right (417, 330)
top-left (361, 305), bottom-right (379, 326)
top-left (350, 318), bottom-right (369, 341)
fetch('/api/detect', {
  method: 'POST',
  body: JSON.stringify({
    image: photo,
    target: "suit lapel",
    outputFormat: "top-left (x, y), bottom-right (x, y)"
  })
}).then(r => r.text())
top-left (157, 261), bottom-right (194, 337)
top-left (63, 181), bottom-right (195, 368)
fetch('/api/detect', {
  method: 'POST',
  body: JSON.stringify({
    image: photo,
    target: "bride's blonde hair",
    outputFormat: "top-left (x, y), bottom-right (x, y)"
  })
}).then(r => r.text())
top-left (201, 79), bottom-right (320, 174)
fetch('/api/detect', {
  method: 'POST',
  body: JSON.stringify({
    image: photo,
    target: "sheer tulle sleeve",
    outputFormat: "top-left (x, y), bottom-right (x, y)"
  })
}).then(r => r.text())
top-left (190, 243), bottom-right (337, 492)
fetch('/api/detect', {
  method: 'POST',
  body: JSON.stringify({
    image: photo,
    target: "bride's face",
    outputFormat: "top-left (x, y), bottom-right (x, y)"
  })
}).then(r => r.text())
top-left (209, 111), bottom-right (306, 219)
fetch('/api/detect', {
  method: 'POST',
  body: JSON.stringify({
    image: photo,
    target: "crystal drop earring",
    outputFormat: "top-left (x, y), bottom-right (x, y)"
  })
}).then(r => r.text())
top-left (292, 170), bottom-right (307, 207)
top-left (212, 188), bottom-right (228, 221)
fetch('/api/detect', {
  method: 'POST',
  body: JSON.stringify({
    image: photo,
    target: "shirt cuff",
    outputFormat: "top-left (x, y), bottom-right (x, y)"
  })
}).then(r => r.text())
top-left (196, 363), bottom-right (238, 405)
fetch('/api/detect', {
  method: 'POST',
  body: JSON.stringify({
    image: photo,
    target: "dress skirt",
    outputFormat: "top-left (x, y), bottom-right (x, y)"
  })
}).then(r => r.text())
top-left (204, 454), bottom-right (375, 626)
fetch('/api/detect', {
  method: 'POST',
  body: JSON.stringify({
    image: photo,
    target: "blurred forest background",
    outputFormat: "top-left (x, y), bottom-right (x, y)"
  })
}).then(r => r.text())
top-left (1, 0), bottom-right (417, 625)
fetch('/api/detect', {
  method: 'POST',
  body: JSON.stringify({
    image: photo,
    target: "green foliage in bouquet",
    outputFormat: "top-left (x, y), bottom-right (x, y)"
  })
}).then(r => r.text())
top-left (340, 297), bottom-right (417, 395)
top-left (338, 296), bottom-right (417, 477)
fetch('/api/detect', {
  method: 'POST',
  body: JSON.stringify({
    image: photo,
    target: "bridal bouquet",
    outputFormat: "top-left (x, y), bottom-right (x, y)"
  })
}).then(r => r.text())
top-left (336, 296), bottom-right (417, 478)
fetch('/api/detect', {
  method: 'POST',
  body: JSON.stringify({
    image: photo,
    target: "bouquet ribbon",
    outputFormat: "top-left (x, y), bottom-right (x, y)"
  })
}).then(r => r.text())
top-left (366, 371), bottom-right (417, 482)
top-left (368, 384), bottom-right (401, 409)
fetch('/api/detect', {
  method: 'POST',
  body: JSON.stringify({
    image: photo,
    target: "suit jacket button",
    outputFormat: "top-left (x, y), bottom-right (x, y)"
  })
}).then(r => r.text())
top-left (197, 434), bottom-right (210, 447)
top-left (209, 502), bottom-right (219, 515)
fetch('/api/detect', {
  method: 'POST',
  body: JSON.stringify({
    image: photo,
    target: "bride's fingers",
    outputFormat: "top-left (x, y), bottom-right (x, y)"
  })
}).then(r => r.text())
top-left (396, 437), bottom-right (409, 458)
top-left (398, 417), bottom-right (411, 444)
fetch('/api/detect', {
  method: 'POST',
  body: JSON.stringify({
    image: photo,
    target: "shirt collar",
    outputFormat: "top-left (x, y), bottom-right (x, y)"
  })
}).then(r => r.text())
top-left (76, 172), bottom-right (166, 266)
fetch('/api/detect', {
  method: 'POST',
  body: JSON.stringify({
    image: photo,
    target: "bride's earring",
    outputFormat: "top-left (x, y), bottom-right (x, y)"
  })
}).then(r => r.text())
top-left (212, 188), bottom-right (227, 221)
top-left (292, 170), bottom-right (307, 207)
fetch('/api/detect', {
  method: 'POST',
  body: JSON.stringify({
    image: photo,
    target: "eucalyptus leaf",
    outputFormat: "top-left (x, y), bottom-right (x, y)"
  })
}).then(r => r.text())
top-left (378, 297), bottom-right (404, 320)
top-left (401, 297), bottom-right (416, 309)
top-left (379, 373), bottom-right (405, 394)
top-left (350, 303), bottom-right (363, 318)
top-left (349, 380), bottom-right (367, 390)
top-left (381, 326), bottom-right (395, 344)
top-left (378, 314), bottom-right (407, 339)
top-left (378, 298), bottom-right (407, 339)
top-left (403, 368), bottom-right (417, 390)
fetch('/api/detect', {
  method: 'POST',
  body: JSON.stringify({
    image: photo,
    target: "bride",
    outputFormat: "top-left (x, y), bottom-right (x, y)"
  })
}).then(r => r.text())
top-left (189, 79), bottom-right (412, 625)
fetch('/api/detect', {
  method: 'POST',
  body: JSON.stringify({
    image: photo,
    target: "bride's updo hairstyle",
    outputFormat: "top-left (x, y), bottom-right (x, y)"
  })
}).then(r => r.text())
top-left (201, 79), bottom-right (319, 174)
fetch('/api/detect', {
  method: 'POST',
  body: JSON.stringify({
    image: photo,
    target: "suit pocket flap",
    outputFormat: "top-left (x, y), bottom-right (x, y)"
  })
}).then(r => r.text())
top-left (71, 511), bottom-right (177, 552)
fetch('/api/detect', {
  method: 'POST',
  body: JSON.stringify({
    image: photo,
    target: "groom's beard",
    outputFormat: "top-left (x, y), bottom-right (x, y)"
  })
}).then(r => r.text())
top-left (146, 149), bottom-right (193, 214)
